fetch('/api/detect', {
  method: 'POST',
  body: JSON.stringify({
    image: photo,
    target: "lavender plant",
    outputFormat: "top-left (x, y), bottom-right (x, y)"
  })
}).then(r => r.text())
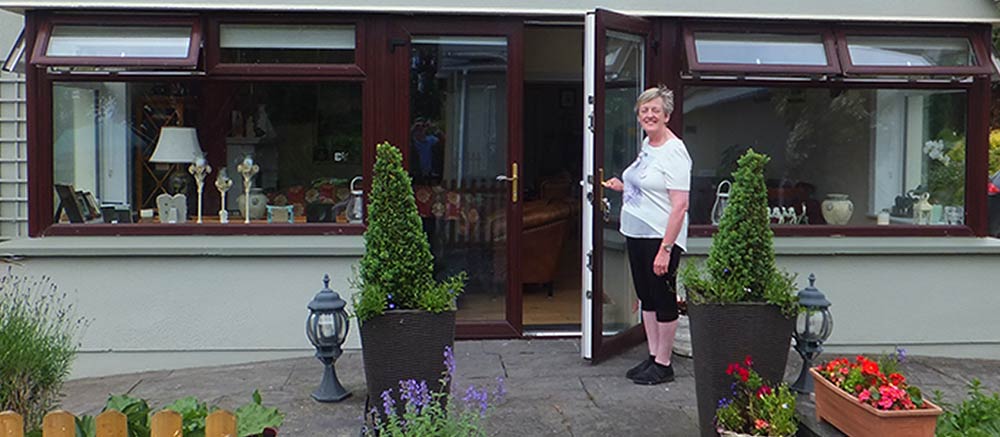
top-left (0, 267), bottom-right (87, 431)
top-left (363, 346), bottom-right (505, 437)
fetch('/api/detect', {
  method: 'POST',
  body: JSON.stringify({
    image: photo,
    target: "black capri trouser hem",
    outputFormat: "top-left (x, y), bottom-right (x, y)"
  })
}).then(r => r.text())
top-left (625, 237), bottom-right (683, 323)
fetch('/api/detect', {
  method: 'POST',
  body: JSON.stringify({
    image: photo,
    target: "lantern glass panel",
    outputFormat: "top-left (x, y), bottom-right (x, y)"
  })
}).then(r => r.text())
top-left (795, 308), bottom-right (825, 342)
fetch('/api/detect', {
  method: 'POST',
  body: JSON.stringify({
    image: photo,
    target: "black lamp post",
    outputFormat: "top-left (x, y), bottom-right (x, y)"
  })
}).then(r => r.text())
top-left (306, 274), bottom-right (351, 402)
top-left (792, 273), bottom-right (833, 394)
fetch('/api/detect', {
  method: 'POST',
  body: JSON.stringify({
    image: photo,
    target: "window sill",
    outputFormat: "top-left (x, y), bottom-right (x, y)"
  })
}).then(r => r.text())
top-left (42, 223), bottom-right (364, 237)
top-left (685, 236), bottom-right (1000, 256)
top-left (0, 234), bottom-right (365, 257)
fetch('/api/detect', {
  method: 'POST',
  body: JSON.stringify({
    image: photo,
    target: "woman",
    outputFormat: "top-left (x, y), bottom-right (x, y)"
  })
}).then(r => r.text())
top-left (603, 86), bottom-right (691, 385)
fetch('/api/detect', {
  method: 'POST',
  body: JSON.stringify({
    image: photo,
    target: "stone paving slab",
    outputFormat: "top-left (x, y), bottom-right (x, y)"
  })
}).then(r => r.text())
top-left (56, 340), bottom-right (1000, 437)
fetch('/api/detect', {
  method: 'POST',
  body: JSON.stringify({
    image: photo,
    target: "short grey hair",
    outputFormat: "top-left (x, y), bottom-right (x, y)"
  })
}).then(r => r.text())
top-left (635, 85), bottom-right (674, 116)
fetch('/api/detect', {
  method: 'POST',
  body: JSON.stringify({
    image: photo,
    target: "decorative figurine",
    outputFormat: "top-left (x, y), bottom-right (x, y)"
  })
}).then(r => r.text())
top-left (188, 156), bottom-right (212, 224)
top-left (215, 167), bottom-right (233, 223)
top-left (237, 156), bottom-right (260, 224)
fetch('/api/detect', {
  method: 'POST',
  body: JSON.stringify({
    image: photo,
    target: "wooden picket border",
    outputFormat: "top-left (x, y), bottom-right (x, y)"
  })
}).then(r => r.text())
top-left (0, 409), bottom-right (238, 437)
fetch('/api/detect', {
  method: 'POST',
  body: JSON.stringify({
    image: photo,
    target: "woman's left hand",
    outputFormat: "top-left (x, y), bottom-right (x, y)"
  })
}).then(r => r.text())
top-left (653, 249), bottom-right (670, 276)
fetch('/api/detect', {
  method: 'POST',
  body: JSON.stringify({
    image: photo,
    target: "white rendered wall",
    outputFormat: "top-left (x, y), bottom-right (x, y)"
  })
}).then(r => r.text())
top-left (0, 236), bottom-right (364, 379)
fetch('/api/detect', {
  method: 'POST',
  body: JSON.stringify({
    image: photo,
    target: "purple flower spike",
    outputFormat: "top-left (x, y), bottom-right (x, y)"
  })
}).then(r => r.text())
top-left (896, 347), bottom-right (907, 363)
top-left (380, 389), bottom-right (396, 416)
top-left (493, 376), bottom-right (507, 402)
top-left (444, 345), bottom-right (456, 377)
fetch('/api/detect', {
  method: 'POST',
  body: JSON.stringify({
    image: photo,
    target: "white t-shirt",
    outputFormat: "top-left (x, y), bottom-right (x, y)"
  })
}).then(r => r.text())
top-left (619, 137), bottom-right (692, 250)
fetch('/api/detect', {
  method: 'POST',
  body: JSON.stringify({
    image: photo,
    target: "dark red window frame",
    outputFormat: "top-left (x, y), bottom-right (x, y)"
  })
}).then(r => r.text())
top-left (677, 76), bottom-right (988, 238)
top-left (31, 14), bottom-right (202, 68)
top-left (205, 14), bottom-right (366, 77)
top-left (683, 21), bottom-right (840, 75)
top-left (26, 11), bottom-right (378, 237)
top-left (835, 25), bottom-right (994, 76)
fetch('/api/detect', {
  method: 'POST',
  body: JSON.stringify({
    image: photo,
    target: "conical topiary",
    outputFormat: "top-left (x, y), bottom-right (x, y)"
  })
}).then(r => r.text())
top-left (354, 142), bottom-right (465, 323)
top-left (680, 148), bottom-right (797, 315)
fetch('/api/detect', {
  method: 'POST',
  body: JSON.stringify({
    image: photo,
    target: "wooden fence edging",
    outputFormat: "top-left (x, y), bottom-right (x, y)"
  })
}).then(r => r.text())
top-left (2, 408), bottom-right (241, 437)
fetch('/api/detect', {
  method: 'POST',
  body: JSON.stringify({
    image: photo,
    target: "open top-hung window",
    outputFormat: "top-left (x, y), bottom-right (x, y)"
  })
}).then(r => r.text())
top-left (684, 23), bottom-right (840, 75)
top-left (836, 28), bottom-right (992, 76)
top-left (31, 16), bottom-right (201, 68)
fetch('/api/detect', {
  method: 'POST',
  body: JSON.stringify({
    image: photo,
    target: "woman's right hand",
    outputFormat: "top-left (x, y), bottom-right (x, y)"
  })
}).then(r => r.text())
top-left (602, 177), bottom-right (624, 192)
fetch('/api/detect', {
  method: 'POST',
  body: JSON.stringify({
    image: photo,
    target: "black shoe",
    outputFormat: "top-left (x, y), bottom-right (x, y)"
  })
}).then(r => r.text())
top-left (632, 362), bottom-right (675, 385)
top-left (626, 355), bottom-right (655, 380)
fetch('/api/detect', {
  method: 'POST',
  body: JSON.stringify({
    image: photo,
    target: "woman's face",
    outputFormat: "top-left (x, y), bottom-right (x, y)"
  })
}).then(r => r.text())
top-left (636, 97), bottom-right (669, 134)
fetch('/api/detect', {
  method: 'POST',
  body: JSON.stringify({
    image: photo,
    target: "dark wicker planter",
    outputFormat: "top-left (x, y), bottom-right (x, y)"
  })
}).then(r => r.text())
top-left (360, 309), bottom-right (456, 415)
top-left (688, 302), bottom-right (794, 437)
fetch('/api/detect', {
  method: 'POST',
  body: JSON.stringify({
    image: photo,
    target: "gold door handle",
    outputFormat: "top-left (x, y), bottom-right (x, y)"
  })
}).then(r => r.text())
top-left (597, 168), bottom-right (605, 212)
top-left (495, 162), bottom-right (518, 203)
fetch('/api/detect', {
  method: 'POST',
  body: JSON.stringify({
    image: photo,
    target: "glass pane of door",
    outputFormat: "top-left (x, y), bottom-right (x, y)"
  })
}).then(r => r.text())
top-left (601, 30), bottom-right (643, 337)
top-left (694, 32), bottom-right (828, 66)
top-left (409, 35), bottom-right (510, 321)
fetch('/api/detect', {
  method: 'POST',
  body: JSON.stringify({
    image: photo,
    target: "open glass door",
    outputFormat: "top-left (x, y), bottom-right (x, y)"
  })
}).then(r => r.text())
top-left (582, 9), bottom-right (653, 361)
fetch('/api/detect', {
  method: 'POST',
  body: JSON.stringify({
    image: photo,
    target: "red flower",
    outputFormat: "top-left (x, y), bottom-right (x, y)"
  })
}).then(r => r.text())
top-left (756, 385), bottom-right (772, 398)
top-left (744, 355), bottom-right (754, 367)
top-left (738, 368), bottom-right (750, 382)
top-left (754, 419), bottom-right (769, 430)
top-left (862, 360), bottom-right (879, 375)
top-left (889, 373), bottom-right (905, 386)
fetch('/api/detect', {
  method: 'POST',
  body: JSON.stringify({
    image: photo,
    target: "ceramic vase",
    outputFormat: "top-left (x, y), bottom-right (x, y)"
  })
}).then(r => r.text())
top-left (821, 193), bottom-right (853, 225)
top-left (237, 188), bottom-right (268, 220)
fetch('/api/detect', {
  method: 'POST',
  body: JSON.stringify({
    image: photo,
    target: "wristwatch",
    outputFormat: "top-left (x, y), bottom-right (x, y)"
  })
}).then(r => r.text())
top-left (660, 242), bottom-right (673, 252)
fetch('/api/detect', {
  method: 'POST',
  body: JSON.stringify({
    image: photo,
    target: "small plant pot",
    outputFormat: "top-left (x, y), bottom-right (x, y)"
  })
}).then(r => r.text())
top-left (810, 368), bottom-right (942, 437)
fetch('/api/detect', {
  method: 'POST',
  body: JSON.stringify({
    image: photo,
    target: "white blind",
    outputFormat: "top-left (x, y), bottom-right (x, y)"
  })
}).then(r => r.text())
top-left (220, 24), bottom-right (355, 49)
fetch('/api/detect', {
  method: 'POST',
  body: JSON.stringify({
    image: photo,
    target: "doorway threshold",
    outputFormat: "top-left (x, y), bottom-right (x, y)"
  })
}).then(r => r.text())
top-left (523, 324), bottom-right (582, 338)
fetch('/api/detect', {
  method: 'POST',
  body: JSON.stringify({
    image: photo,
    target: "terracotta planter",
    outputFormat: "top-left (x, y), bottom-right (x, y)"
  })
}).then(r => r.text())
top-left (810, 368), bottom-right (942, 437)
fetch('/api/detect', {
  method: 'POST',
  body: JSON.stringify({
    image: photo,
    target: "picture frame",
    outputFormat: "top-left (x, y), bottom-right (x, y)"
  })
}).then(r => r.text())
top-left (75, 191), bottom-right (95, 220)
top-left (83, 192), bottom-right (102, 220)
top-left (53, 184), bottom-right (85, 223)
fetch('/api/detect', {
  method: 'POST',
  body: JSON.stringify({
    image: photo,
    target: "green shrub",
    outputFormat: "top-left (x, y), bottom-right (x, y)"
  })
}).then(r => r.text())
top-left (71, 390), bottom-right (283, 437)
top-left (354, 142), bottom-right (465, 323)
top-left (0, 268), bottom-right (85, 430)
top-left (680, 149), bottom-right (798, 317)
top-left (936, 380), bottom-right (1000, 437)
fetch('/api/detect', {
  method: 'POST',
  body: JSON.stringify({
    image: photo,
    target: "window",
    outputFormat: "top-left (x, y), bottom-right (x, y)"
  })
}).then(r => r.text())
top-left (32, 17), bottom-right (201, 68)
top-left (683, 24), bottom-right (839, 75)
top-left (836, 30), bottom-right (992, 76)
top-left (682, 86), bottom-right (968, 229)
top-left (50, 80), bottom-right (363, 227)
top-left (218, 24), bottom-right (356, 64)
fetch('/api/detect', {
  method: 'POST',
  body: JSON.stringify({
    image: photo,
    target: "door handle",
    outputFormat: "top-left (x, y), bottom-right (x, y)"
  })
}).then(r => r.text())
top-left (597, 168), bottom-right (606, 211)
top-left (495, 162), bottom-right (518, 203)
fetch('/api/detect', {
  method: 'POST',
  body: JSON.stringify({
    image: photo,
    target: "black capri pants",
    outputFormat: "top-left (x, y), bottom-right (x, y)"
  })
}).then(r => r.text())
top-left (625, 237), bottom-right (683, 322)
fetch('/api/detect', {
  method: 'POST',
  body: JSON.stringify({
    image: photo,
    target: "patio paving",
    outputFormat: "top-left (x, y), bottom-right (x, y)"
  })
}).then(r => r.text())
top-left (58, 339), bottom-right (1000, 436)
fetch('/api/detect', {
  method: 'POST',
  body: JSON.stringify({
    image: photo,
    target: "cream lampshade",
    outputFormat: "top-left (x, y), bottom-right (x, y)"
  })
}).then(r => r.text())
top-left (150, 127), bottom-right (203, 163)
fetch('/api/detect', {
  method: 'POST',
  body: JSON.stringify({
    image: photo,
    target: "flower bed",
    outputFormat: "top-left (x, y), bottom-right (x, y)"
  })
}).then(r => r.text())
top-left (715, 356), bottom-right (797, 437)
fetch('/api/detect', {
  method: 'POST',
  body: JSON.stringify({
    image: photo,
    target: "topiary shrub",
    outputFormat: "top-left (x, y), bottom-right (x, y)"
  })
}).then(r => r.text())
top-left (353, 142), bottom-right (465, 323)
top-left (0, 268), bottom-right (86, 431)
top-left (680, 149), bottom-right (798, 316)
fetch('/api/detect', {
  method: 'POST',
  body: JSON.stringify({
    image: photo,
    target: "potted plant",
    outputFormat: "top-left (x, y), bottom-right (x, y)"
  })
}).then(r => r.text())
top-left (679, 149), bottom-right (799, 437)
top-left (354, 142), bottom-right (466, 415)
top-left (811, 354), bottom-right (942, 437)
top-left (715, 356), bottom-right (797, 437)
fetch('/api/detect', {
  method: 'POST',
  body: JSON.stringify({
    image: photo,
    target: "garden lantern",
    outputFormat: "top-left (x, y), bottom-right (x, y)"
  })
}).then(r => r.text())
top-left (791, 273), bottom-right (833, 394)
top-left (306, 274), bottom-right (351, 402)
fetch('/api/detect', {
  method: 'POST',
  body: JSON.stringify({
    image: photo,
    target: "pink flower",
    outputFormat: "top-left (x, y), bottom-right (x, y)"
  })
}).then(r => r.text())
top-left (754, 419), bottom-right (769, 430)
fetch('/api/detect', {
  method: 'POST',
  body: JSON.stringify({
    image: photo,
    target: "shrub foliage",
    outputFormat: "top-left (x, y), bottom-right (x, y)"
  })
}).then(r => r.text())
top-left (680, 149), bottom-right (798, 316)
top-left (354, 142), bottom-right (465, 322)
top-left (0, 268), bottom-right (85, 430)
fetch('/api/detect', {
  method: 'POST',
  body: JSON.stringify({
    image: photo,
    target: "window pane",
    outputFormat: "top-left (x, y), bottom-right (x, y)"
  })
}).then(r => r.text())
top-left (47, 25), bottom-right (192, 58)
top-left (694, 32), bottom-right (828, 66)
top-left (52, 81), bottom-right (363, 225)
top-left (847, 36), bottom-right (975, 67)
top-left (219, 24), bottom-right (355, 64)
top-left (409, 35), bottom-right (508, 321)
top-left (682, 86), bottom-right (967, 227)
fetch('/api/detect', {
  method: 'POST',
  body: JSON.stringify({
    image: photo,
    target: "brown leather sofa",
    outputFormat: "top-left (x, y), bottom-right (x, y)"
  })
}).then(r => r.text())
top-left (493, 176), bottom-right (578, 295)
